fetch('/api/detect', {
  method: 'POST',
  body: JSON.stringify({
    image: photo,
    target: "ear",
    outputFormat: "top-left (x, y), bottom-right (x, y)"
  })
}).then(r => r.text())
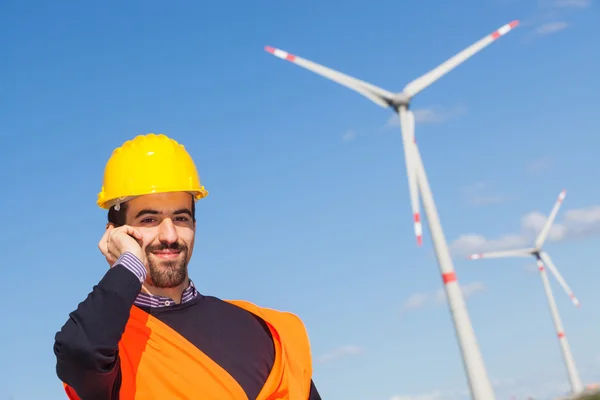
top-left (106, 222), bottom-right (116, 230)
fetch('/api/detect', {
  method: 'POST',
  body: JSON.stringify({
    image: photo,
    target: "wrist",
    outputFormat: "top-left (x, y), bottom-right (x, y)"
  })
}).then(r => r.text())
top-left (114, 252), bottom-right (147, 283)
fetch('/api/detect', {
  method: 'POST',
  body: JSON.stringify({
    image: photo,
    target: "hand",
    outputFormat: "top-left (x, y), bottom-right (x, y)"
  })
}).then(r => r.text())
top-left (98, 225), bottom-right (147, 267)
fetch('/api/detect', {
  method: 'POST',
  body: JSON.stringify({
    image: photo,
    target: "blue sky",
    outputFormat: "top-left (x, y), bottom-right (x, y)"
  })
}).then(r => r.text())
top-left (1, 0), bottom-right (599, 399)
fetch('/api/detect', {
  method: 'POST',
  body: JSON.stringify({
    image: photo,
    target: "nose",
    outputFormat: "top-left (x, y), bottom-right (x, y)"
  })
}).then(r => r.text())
top-left (157, 218), bottom-right (179, 244)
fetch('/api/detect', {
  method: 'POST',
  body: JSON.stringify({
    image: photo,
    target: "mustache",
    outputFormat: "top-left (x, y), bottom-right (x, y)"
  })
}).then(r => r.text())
top-left (146, 241), bottom-right (188, 253)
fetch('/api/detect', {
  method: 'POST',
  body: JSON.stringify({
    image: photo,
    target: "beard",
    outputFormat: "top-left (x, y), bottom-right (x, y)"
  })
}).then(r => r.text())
top-left (145, 241), bottom-right (189, 288)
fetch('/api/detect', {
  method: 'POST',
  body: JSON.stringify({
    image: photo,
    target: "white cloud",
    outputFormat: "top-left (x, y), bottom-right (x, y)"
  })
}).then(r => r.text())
top-left (458, 281), bottom-right (486, 298)
top-left (402, 281), bottom-right (486, 311)
top-left (518, 0), bottom-right (590, 42)
top-left (486, 365), bottom-right (600, 400)
top-left (535, 21), bottom-right (570, 34)
top-left (450, 204), bottom-right (600, 257)
top-left (390, 387), bottom-right (469, 400)
top-left (402, 292), bottom-right (430, 310)
top-left (390, 390), bottom-right (448, 400)
top-left (385, 115), bottom-right (397, 128)
top-left (525, 156), bottom-right (555, 175)
top-left (342, 129), bottom-right (357, 142)
top-left (413, 105), bottom-right (467, 124)
top-left (385, 105), bottom-right (467, 128)
top-left (391, 362), bottom-right (600, 400)
top-left (451, 233), bottom-right (531, 257)
top-left (462, 182), bottom-right (510, 206)
top-left (316, 345), bottom-right (364, 363)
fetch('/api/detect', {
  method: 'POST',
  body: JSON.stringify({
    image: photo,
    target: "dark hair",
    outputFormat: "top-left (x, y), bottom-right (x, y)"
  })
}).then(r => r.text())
top-left (107, 195), bottom-right (196, 227)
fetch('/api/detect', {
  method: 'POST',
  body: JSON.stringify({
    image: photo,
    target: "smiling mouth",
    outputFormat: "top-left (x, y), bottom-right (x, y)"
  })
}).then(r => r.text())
top-left (152, 250), bottom-right (181, 259)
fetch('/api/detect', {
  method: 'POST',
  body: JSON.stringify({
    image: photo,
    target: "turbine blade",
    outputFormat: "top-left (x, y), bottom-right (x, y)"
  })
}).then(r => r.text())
top-left (535, 190), bottom-right (567, 249)
top-left (539, 251), bottom-right (580, 307)
top-left (468, 248), bottom-right (534, 260)
top-left (264, 46), bottom-right (395, 108)
top-left (402, 20), bottom-right (519, 97)
top-left (398, 108), bottom-right (422, 246)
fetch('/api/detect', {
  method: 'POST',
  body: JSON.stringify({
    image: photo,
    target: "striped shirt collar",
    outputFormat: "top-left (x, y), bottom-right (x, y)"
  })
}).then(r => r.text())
top-left (134, 279), bottom-right (199, 308)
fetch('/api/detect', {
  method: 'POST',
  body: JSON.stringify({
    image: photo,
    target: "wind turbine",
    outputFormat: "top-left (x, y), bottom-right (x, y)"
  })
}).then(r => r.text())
top-left (265, 20), bottom-right (519, 400)
top-left (468, 190), bottom-right (584, 396)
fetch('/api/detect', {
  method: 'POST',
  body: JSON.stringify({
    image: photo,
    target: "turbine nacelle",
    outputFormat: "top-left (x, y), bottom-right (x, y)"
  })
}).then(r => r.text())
top-left (389, 92), bottom-right (412, 108)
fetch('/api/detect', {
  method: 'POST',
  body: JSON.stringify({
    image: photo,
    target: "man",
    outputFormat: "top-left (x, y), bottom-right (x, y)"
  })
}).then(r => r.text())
top-left (54, 133), bottom-right (322, 399)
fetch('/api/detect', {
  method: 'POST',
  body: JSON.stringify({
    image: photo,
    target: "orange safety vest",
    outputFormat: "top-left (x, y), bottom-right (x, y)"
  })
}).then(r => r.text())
top-left (62, 299), bottom-right (313, 399)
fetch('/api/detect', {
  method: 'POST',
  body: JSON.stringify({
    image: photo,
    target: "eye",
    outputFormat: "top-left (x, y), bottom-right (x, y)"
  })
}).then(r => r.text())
top-left (174, 216), bottom-right (190, 222)
top-left (140, 217), bottom-right (158, 224)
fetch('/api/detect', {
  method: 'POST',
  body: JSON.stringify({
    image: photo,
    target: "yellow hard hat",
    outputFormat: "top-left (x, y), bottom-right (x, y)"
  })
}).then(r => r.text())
top-left (97, 133), bottom-right (208, 209)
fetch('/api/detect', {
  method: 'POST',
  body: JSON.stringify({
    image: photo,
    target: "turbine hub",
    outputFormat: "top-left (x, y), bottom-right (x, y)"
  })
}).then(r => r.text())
top-left (390, 92), bottom-right (411, 108)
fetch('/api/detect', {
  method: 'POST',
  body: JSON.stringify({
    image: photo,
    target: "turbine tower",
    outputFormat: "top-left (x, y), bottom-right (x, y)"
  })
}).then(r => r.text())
top-left (468, 190), bottom-right (584, 396)
top-left (265, 20), bottom-right (519, 400)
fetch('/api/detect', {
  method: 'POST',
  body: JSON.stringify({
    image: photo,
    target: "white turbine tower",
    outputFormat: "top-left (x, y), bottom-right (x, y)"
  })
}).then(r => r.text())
top-left (468, 190), bottom-right (584, 396)
top-left (265, 20), bottom-right (519, 400)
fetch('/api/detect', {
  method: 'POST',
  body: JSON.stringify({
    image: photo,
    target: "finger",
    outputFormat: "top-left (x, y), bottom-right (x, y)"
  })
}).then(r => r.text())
top-left (123, 225), bottom-right (144, 246)
top-left (102, 226), bottom-right (120, 262)
top-left (129, 227), bottom-right (143, 241)
top-left (122, 225), bottom-right (143, 241)
top-left (98, 226), bottom-right (113, 253)
top-left (100, 225), bottom-right (112, 242)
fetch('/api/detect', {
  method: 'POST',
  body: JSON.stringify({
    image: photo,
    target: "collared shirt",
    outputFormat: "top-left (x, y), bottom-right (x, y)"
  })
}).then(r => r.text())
top-left (115, 251), bottom-right (198, 308)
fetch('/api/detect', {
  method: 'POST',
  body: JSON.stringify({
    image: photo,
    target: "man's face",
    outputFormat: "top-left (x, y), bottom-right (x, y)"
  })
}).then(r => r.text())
top-left (124, 192), bottom-right (196, 288)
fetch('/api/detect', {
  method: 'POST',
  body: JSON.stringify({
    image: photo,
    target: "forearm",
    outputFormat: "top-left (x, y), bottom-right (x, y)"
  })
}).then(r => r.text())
top-left (54, 253), bottom-right (146, 396)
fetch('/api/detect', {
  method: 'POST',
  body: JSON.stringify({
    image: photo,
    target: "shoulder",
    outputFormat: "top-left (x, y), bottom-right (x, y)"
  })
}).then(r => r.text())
top-left (225, 300), bottom-right (309, 336)
top-left (201, 296), bottom-right (310, 336)
top-left (225, 299), bottom-right (302, 319)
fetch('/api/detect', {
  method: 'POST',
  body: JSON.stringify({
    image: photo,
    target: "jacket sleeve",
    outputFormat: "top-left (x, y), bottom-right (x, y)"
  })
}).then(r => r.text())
top-left (309, 379), bottom-right (322, 400)
top-left (53, 253), bottom-right (145, 399)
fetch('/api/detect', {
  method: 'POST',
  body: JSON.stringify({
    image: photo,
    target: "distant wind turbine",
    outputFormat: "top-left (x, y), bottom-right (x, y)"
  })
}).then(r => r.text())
top-left (468, 190), bottom-right (584, 396)
top-left (265, 20), bottom-right (520, 400)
